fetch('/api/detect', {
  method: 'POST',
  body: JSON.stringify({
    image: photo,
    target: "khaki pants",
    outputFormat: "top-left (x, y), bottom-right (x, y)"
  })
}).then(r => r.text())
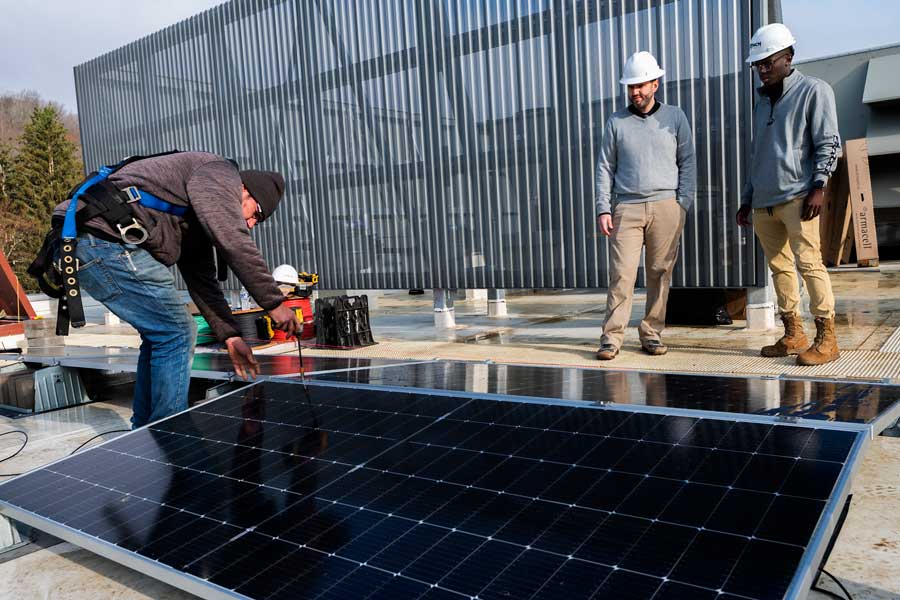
top-left (753, 197), bottom-right (835, 319)
top-left (601, 199), bottom-right (685, 348)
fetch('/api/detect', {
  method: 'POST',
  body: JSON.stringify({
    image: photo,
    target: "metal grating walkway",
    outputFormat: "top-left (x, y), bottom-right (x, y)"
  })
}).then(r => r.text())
top-left (881, 326), bottom-right (900, 353)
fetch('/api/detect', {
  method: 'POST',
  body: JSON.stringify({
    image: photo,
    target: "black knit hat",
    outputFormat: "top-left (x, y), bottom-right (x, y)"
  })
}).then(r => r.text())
top-left (240, 170), bottom-right (285, 222)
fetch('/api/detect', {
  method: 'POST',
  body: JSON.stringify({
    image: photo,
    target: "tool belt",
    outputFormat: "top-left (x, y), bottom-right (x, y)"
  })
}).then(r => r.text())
top-left (28, 150), bottom-right (188, 336)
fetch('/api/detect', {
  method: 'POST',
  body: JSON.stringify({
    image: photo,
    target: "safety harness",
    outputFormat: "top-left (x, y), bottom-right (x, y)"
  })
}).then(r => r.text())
top-left (28, 151), bottom-right (189, 335)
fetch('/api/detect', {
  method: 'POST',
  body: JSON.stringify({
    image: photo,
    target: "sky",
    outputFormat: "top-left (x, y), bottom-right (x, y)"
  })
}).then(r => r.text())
top-left (781, 0), bottom-right (900, 62)
top-left (0, 0), bottom-right (225, 112)
top-left (1, 0), bottom-right (899, 114)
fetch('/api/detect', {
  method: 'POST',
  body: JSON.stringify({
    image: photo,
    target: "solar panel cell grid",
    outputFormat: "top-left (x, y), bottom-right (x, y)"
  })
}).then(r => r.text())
top-left (0, 381), bottom-right (863, 600)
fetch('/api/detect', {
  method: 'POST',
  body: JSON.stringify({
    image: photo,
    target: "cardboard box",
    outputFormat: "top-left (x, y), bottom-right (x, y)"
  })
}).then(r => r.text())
top-left (818, 139), bottom-right (879, 268)
top-left (844, 138), bottom-right (879, 266)
top-left (820, 162), bottom-right (851, 266)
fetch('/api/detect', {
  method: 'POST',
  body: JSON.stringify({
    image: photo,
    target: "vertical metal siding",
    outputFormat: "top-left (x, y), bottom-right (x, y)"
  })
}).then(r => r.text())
top-left (74, 0), bottom-right (770, 291)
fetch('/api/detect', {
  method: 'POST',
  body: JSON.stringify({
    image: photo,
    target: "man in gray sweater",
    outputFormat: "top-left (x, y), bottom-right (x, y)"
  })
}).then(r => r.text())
top-left (595, 51), bottom-right (696, 360)
top-left (736, 23), bottom-right (842, 366)
top-left (51, 152), bottom-right (300, 427)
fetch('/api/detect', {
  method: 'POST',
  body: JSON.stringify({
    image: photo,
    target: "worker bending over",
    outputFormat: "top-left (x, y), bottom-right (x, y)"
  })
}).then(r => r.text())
top-left (40, 151), bottom-right (300, 427)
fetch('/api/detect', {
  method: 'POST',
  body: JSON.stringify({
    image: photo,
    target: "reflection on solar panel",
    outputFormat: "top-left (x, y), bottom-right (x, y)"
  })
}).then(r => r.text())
top-left (0, 381), bottom-right (864, 599)
top-left (312, 361), bottom-right (900, 431)
top-left (15, 349), bottom-right (424, 381)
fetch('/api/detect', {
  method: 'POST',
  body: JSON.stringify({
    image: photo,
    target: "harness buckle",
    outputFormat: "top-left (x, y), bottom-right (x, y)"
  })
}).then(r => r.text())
top-left (117, 219), bottom-right (149, 245)
top-left (54, 257), bottom-right (80, 273)
top-left (122, 186), bottom-right (141, 203)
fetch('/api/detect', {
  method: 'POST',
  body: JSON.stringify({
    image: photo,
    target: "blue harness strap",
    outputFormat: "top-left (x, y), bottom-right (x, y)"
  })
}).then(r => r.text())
top-left (58, 165), bottom-right (116, 334)
top-left (122, 186), bottom-right (189, 217)
top-left (55, 150), bottom-right (187, 336)
top-left (61, 166), bottom-right (113, 240)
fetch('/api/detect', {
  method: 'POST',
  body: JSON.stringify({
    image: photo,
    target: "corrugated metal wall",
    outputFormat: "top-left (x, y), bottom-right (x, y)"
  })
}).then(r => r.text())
top-left (75, 0), bottom-right (772, 290)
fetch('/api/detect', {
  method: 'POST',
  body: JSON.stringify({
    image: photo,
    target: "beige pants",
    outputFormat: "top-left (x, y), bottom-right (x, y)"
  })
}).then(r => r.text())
top-left (601, 198), bottom-right (686, 348)
top-left (753, 196), bottom-right (835, 319)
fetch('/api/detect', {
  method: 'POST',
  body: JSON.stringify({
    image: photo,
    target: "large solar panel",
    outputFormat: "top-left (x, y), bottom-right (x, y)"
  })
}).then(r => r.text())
top-left (312, 360), bottom-right (900, 433)
top-left (0, 380), bottom-right (866, 599)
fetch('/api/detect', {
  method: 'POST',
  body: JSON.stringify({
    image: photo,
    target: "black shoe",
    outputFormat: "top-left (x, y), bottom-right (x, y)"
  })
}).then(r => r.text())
top-left (641, 340), bottom-right (668, 356)
top-left (714, 306), bottom-right (733, 325)
top-left (596, 344), bottom-right (619, 360)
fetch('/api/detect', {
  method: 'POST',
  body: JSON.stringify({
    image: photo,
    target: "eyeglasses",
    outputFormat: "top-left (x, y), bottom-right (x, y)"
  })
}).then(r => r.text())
top-left (251, 200), bottom-right (265, 222)
top-left (752, 52), bottom-right (789, 72)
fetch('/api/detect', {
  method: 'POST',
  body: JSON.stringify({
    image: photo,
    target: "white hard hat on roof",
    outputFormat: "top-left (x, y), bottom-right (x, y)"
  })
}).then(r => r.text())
top-left (620, 51), bottom-right (665, 85)
top-left (746, 23), bottom-right (796, 64)
top-left (272, 264), bottom-right (299, 286)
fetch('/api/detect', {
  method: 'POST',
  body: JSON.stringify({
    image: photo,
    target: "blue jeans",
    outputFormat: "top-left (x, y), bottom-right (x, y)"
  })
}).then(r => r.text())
top-left (72, 234), bottom-right (197, 428)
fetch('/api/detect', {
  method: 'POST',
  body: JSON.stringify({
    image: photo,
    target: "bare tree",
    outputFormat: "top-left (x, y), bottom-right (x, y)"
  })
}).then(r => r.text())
top-left (0, 90), bottom-right (80, 155)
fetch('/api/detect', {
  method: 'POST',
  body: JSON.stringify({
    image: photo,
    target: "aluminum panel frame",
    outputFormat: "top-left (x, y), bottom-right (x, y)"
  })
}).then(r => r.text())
top-left (784, 430), bottom-right (869, 599)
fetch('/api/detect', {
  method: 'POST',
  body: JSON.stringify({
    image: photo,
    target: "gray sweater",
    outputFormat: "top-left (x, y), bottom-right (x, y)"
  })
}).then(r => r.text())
top-left (595, 102), bottom-right (696, 215)
top-left (741, 69), bottom-right (842, 208)
top-left (55, 152), bottom-right (284, 342)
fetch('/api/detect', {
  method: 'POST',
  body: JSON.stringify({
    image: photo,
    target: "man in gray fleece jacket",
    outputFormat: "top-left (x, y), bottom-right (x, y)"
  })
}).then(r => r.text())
top-left (595, 51), bottom-right (696, 360)
top-left (53, 152), bottom-right (300, 427)
top-left (737, 23), bottom-right (842, 366)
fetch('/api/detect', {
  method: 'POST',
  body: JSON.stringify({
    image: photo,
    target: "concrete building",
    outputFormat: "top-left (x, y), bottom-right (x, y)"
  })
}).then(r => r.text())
top-left (799, 43), bottom-right (900, 253)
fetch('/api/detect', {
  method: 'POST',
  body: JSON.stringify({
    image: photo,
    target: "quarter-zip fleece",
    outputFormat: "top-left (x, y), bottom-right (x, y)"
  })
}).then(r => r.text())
top-left (595, 101), bottom-right (696, 216)
top-left (741, 69), bottom-right (842, 208)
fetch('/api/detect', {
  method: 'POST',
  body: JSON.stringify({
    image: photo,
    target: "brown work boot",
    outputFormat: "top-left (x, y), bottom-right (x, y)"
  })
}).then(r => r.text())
top-left (797, 317), bottom-right (840, 366)
top-left (761, 313), bottom-right (809, 357)
top-left (596, 344), bottom-right (619, 360)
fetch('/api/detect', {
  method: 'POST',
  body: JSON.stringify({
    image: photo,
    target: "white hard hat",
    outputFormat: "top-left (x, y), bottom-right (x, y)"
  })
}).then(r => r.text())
top-left (272, 264), bottom-right (299, 286)
top-left (620, 51), bottom-right (665, 85)
top-left (746, 23), bottom-right (796, 64)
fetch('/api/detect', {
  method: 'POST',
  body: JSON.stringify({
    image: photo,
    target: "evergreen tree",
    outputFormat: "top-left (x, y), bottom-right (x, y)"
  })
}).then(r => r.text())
top-left (10, 105), bottom-right (82, 220)
top-left (0, 143), bottom-right (12, 205)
